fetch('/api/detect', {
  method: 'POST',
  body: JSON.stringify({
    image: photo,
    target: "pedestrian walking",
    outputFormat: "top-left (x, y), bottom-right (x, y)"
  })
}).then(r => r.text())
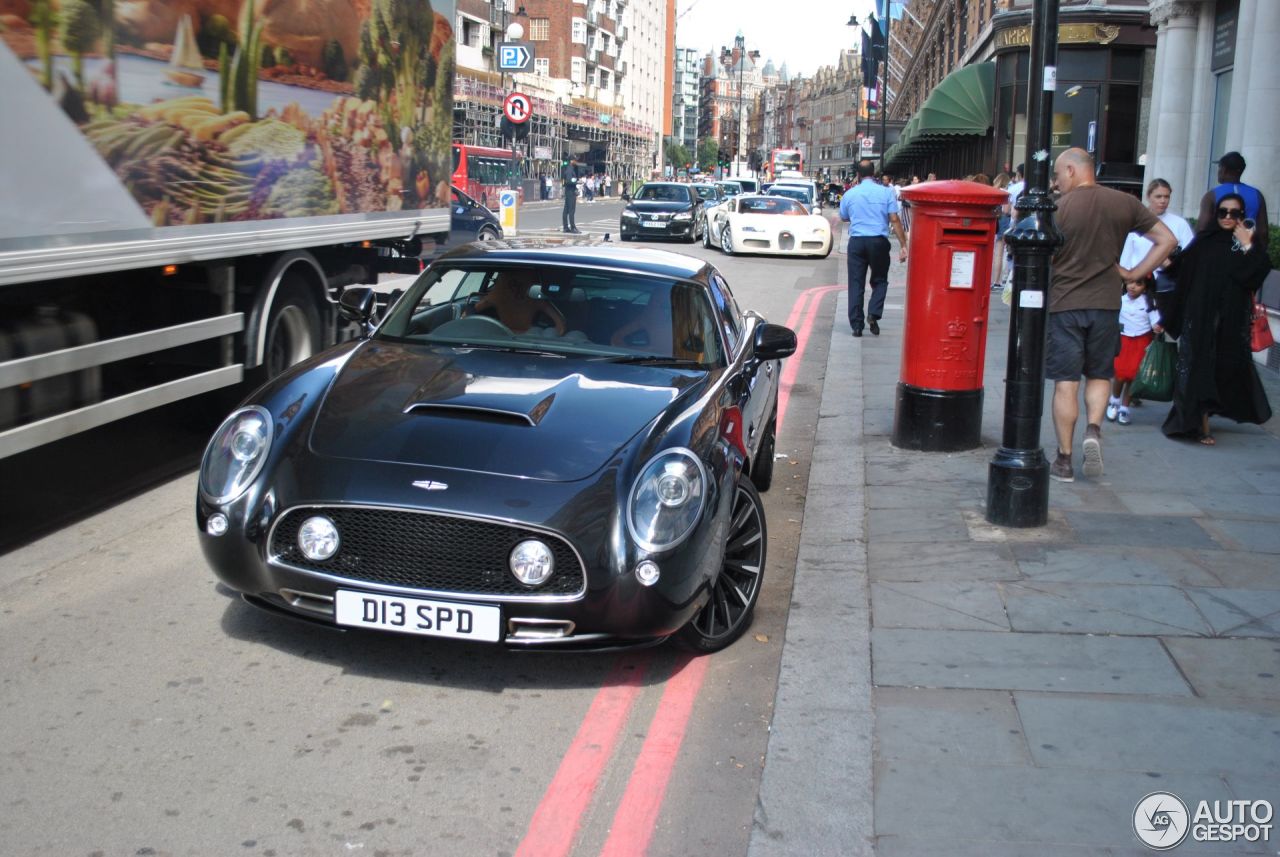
top-left (561, 156), bottom-right (580, 233)
top-left (1121, 178), bottom-right (1195, 332)
top-left (1197, 151), bottom-right (1269, 251)
top-left (583, 174), bottom-right (596, 202)
top-left (991, 172), bottom-right (1011, 290)
top-left (838, 159), bottom-right (908, 337)
top-left (1046, 148), bottom-right (1177, 482)
top-left (1162, 192), bottom-right (1272, 445)
top-left (1107, 275), bottom-right (1163, 426)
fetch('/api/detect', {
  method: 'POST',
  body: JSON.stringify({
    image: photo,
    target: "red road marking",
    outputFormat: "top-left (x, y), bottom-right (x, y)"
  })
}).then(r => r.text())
top-left (514, 655), bottom-right (651, 857)
top-left (778, 285), bottom-right (843, 434)
top-left (597, 655), bottom-right (710, 857)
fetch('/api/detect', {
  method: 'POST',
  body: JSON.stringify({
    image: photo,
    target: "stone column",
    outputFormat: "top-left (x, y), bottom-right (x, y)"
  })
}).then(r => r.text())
top-left (1143, 0), bottom-right (1202, 214)
top-left (1224, 0), bottom-right (1256, 151)
top-left (1238, 0), bottom-right (1280, 212)
top-left (1180, 0), bottom-right (1217, 216)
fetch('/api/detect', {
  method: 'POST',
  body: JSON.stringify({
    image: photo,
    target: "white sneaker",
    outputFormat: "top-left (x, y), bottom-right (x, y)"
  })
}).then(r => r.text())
top-left (1117, 407), bottom-right (1131, 425)
top-left (1105, 398), bottom-right (1120, 422)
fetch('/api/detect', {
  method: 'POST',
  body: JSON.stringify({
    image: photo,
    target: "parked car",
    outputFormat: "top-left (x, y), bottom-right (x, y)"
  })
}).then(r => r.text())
top-left (690, 182), bottom-right (726, 212)
top-left (439, 185), bottom-right (503, 254)
top-left (766, 184), bottom-right (821, 215)
top-left (197, 243), bottom-right (797, 652)
top-left (704, 193), bottom-right (833, 258)
top-left (620, 183), bottom-right (706, 242)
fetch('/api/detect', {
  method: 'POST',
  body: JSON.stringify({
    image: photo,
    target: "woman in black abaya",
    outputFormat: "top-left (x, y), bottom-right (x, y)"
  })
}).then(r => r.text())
top-left (1162, 193), bottom-right (1272, 444)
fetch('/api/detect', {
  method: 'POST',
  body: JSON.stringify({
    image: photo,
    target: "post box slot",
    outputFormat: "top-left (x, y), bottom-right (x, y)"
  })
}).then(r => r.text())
top-left (940, 228), bottom-right (988, 238)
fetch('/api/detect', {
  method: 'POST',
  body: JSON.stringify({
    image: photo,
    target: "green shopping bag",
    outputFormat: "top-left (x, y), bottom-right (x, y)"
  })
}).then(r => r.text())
top-left (1129, 337), bottom-right (1176, 402)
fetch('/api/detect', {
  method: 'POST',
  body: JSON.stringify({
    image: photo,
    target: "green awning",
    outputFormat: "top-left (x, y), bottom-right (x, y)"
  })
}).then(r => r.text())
top-left (914, 62), bottom-right (995, 136)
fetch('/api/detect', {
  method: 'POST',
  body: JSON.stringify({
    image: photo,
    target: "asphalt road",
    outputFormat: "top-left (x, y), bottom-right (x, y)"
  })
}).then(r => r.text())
top-left (0, 198), bottom-right (847, 857)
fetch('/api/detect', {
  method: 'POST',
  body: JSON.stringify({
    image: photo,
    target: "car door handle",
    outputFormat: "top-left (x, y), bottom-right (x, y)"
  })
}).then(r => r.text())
top-left (764, 362), bottom-right (773, 376)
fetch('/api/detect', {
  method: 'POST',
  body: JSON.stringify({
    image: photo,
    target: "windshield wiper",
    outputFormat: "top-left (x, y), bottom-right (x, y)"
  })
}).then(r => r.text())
top-left (598, 355), bottom-right (705, 368)
top-left (445, 341), bottom-right (567, 357)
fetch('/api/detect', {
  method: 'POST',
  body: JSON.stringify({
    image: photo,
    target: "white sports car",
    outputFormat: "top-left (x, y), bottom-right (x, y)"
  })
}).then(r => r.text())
top-left (703, 194), bottom-right (833, 258)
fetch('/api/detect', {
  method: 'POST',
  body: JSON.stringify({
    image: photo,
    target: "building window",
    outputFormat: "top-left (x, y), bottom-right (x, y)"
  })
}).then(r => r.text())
top-left (528, 18), bottom-right (550, 41)
top-left (535, 58), bottom-right (549, 76)
top-left (571, 18), bottom-right (587, 44)
top-left (571, 57), bottom-right (586, 84)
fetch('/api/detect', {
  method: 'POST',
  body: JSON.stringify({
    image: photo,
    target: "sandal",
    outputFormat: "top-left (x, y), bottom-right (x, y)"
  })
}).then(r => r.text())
top-left (1198, 433), bottom-right (1216, 446)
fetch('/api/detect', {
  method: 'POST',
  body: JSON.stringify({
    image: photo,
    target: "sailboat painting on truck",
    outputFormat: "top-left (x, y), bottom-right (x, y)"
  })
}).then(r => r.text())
top-left (0, 0), bottom-right (457, 229)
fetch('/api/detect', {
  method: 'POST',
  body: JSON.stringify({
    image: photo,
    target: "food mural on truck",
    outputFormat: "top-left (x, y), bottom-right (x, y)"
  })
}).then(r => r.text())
top-left (0, 0), bottom-right (456, 228)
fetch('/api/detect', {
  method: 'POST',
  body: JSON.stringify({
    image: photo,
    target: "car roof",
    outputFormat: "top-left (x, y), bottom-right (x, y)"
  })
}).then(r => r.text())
top-left (435, 241), bottom-right (710, 280)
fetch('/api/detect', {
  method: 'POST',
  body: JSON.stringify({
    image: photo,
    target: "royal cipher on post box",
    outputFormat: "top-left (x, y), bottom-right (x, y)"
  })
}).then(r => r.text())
top-left (892, 180), bottom-right (1010, 451)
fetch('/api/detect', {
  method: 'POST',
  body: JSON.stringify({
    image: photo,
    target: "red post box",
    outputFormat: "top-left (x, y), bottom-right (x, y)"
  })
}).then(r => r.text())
top-left (893, 180), bottom-right (1010, 451)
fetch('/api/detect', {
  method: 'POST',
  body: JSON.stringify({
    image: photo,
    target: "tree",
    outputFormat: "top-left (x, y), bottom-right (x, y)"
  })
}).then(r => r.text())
top-left (664, 139), bottom-right (690, 173)
top-left (697, 138), bottom-right (719, 173)
top-left (59, 0), bottom-right (101, 91)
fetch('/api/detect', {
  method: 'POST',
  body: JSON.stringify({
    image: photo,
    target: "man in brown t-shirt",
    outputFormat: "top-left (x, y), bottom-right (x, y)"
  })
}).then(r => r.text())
top-left (1047, 148), bottom-right (1176, 482)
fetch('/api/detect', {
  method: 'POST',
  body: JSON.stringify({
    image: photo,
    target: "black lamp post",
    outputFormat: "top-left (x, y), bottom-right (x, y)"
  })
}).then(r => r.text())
top-left (986, 0), bottom-right (1064, 527)
top-left (848, 14), bottom-right (861, 167)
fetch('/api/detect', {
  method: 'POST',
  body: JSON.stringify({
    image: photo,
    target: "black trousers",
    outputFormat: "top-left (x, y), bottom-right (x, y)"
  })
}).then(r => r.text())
top-left (562, 190), bottom-right (577, 230)
top-left (846, 235), bottom-right (890, 331)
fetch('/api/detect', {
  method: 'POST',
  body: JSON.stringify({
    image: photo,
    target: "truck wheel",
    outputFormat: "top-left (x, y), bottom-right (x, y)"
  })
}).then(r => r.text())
top-left (264, 275), bottom-right (321, 378)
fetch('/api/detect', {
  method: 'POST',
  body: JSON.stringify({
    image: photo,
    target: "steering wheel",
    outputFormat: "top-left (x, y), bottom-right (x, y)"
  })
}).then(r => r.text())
top-left (433, 314), bottom-right (514, 339)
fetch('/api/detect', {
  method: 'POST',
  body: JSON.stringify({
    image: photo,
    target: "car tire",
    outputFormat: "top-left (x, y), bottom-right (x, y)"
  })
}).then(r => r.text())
top-left (751, 415), bottom-right (776, 493)
top-left (476, 226), bottom-right (500, 242)
top-left (721, 224), bottom-right (735, 256)
top-left (702, 222), bottom-right (713, 248)
top-left (673, 476), bottom-right (766, 654)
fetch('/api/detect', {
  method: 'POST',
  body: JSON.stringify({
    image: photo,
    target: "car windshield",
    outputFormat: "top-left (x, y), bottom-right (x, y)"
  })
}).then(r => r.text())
top-left (738, 196), bottom-right (808, 216)
top-left (768, 186), bottom-right (813, 205)
top-left (376, 264), bottom-right (725, 366)
top-left (635, 185), bottom-right (691, 203)
top-left (692, 185), bottom-right (720, 201)
top-left (716, 182), bottom-right (743, 196)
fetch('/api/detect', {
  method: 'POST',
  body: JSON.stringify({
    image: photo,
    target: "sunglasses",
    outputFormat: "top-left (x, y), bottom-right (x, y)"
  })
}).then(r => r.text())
top-left (1217, 207), bottom-right (1245, 219)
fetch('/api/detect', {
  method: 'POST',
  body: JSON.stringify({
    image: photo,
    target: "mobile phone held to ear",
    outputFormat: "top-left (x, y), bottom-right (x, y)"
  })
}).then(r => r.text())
top-left (1243, 218), bottom-right (1256, 230)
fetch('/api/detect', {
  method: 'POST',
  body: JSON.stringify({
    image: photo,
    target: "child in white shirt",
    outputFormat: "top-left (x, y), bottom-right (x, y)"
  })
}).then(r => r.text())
top-left (1108, 275), bottom-right (1164, 425)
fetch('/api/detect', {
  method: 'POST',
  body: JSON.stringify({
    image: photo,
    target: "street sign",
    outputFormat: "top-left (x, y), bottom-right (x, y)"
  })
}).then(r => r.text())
top-left (503, 92), bottom-right (532, 124)
top-left (861, 136), bottom-right (874, 154)
top-left (498, 42), bottom-right (533, 72)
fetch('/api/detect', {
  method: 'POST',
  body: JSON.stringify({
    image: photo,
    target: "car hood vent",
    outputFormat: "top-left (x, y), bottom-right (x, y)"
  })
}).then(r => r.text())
top-left (308, 342), bottom-right (706, 481)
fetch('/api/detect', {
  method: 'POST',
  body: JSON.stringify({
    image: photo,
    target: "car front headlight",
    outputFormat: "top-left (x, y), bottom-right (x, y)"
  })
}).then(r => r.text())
top-left (622, 210), bottom-right (638, 219)
top-left (672, 211), bottom-right (693, 221)
top-left (200, 406), bottom-right (273, 503)
top-left (627, 449), bottom-right (707, 552)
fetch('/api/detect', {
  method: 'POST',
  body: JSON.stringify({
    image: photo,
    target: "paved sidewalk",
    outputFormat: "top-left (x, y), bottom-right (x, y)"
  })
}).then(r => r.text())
top-left (754, 261), bottom-right (1280, 856)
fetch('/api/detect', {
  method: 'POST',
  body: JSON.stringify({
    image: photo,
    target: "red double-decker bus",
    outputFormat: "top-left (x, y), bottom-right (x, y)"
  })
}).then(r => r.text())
top-left (770, 148), bottom-right (803, 178)
top-left (452, 143), bottom-right (524, 209)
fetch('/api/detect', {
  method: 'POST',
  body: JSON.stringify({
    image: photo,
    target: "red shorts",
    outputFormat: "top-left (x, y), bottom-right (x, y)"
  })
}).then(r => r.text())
top-left (1114, 332), bottom-right (1154, 382)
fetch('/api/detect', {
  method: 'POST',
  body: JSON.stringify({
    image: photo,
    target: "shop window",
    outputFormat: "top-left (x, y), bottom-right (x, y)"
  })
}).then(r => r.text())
top-left (1056, 48), bottom-right (1105, 82)
top-left (1104, 84), bottom-right (1140, 164)
top-left (1110, 50), bottom-right (1143, 83)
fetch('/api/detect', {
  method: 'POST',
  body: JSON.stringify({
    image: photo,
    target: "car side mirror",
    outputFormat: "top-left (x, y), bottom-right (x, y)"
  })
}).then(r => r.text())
top-left (339, 287), bottom-right (376, 326)
top-left (753, 323), bottom-right (797, 361)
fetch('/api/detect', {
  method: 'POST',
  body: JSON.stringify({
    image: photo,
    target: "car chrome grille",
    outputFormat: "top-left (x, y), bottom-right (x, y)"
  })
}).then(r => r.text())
top-left (778, 232), bottom-right (796, 251)
top-left (270, 507), bottom-right (584, 598)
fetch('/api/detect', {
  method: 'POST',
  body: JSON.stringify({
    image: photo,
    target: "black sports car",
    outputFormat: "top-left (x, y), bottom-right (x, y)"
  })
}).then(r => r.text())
top-left (197, 243), bottom-right (796, 652)
top-left (619, 183), bottom-right (706, 242)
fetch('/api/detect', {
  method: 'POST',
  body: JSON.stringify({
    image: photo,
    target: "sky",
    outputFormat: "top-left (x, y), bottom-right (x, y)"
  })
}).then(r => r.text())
top-left (675, 0), bottom-right (882, 80)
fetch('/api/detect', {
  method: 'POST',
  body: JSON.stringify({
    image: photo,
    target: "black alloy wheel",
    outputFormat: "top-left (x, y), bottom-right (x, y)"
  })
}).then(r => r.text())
top-left (675, 477), bottom-right (766, 653)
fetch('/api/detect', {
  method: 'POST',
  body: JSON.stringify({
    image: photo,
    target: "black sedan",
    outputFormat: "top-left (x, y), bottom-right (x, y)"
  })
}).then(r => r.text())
top-left (620, 183), bottom-right (706, 242)
top-left (197, 243), bottom-right (796, 652)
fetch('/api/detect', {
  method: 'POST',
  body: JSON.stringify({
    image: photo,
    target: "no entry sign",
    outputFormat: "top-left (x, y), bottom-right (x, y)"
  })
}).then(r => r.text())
top-left (503, 92), bottom-right (532, 124)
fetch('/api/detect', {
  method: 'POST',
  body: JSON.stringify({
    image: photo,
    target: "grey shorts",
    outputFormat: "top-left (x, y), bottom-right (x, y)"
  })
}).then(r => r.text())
top-left (1046, 309), bottom-right (1120, 381)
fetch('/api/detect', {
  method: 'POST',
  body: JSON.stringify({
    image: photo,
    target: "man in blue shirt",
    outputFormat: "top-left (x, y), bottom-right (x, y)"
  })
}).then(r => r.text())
top-left (1197, 151), bottom-right (1269, 251)
top-left (839, 160), bottom-right (908, 336)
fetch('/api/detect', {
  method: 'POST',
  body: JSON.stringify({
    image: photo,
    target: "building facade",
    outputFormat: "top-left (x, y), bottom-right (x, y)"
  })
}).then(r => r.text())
top-left (452, 0), bottom-right (661, 186)
top-left (696, 37), bottom-right (775, 169)
top-left (885, 0), bottom-right (1155, 187)
top-left (673, 46), bottom-right (700, 152)
top-left (1142, 0), bottom-right (1279, 219)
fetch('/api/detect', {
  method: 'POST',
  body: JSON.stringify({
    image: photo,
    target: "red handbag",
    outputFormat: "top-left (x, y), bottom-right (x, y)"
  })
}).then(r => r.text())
top-left (1252, 302), bottom-right (1275, 352)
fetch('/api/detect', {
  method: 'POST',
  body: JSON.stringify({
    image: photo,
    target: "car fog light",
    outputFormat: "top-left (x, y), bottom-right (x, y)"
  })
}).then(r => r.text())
top-left (206, 513), bottom-right (229, 537)
top-left (635, 560), bottom-right (661, 587)
top-left (298, 516), bottom-right (340, 561)
top-left (510, 539), bottom-right (555, 586)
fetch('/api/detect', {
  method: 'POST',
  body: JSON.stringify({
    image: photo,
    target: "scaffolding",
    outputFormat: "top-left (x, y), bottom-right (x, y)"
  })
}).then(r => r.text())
top-left (453, 72), bottom-right (656, 192)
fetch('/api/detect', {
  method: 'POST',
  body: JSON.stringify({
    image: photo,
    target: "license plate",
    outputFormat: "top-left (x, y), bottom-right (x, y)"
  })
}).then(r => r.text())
top-left (335, 590), bottom-right (501, 642)
top-left (642, 221), bottom-right (666, 228)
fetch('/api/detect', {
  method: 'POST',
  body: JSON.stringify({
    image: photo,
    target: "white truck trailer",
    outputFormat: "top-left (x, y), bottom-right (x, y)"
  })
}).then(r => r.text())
top-left (0, 0), bottom-right (457, 458)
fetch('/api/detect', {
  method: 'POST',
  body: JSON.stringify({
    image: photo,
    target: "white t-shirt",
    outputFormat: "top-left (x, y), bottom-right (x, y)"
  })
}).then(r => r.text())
top-left (1120, 212), bottom-right (1194, 270)
top-left (1119, 292), bottom-right (1161, 336)
top-left (1007, 180), bottom-right (1025, 208)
